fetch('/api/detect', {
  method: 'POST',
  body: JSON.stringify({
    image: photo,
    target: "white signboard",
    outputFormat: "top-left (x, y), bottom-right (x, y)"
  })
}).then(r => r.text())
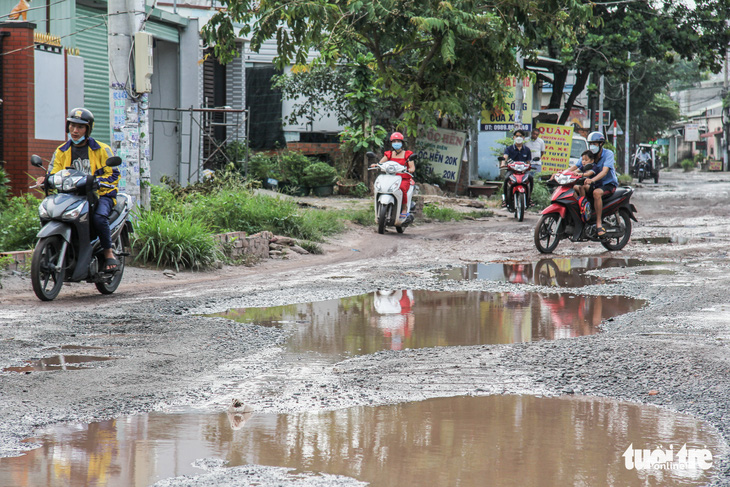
top-left (416, 126), bottom-right (467, 183)
top-left (685, 123), bottom-right (700, 142)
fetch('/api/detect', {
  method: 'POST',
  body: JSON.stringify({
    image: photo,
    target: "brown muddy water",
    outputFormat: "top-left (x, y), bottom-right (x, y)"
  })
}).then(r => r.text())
top-left (210, 290), bottom-right (645, 354)
top-left (0, 395), bottom-right (722, 487)
top-left (436, 257), bottom-right (666, 287)
top-left (2, 355), bottom-right (115, 373)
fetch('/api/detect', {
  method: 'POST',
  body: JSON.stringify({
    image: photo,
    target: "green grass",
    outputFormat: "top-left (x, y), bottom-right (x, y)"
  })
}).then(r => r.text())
top-left (422, 203), bottom-right (492, 222)
top-left (131, 211), bottom-right (223, 271)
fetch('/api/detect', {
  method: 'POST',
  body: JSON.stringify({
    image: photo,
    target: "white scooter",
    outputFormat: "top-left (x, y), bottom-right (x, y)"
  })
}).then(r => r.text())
top-left (366, 152), bottom-right (416, 234)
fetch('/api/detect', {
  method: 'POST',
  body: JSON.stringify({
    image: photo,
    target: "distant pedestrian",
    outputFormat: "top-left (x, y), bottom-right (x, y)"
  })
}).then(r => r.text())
top-left (525, 128), bottom-right (546, 173)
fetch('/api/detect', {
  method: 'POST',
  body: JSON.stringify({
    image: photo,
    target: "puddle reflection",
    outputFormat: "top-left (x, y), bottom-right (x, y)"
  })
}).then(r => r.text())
top-left (437, 258), bottom-right (665, 287)
top-left (1, 395), bottom-right (720, 487)
top-left (3, 355), bottom-right (115, 373)
top-left (210, 290), bottom-right (644, 356)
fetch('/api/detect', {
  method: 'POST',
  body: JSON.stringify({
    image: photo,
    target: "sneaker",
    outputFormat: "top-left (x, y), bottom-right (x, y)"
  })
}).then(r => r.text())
top-left (400, 212), bottom-right (409, 219)
top-left (501, 200), bottom-right (507, 208)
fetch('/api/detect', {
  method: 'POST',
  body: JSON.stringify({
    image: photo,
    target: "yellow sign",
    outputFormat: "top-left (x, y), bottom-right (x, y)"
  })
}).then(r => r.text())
top-left (480, 77), bottom-right (533, 132)
top-left (537, 123), bottom-right (574, 172)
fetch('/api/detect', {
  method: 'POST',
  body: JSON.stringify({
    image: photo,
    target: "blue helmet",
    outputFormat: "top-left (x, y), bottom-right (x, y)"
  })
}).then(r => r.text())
top-left (587, 131), bottom-right (606, 143)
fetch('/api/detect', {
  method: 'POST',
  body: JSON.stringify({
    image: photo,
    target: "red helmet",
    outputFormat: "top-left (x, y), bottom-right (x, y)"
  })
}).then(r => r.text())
top-left (390, 132), bottom-right (404, 141)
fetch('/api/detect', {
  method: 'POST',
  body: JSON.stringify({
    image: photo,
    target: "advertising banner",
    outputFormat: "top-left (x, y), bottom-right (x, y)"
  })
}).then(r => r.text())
top-left (537, 123), bottom-right (574, 173)
top-left (480, 77), bottom-right (533, 132)
top-left (685, 124), bottom-right (700, 142)
top-left (416, 126), bottom-right (467, 183)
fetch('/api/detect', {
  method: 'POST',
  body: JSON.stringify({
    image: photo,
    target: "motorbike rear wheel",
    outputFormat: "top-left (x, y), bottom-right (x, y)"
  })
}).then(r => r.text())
top-left (31, 236), bottom-right (66, 301)
top-left (601, 210), bottom-right (632, 251)
top-left (534, 213), bottom-right (562, 254)
top-left (516, 192), bottom-right (526, 222)
top-left (96, 232), bottom-right (126, 294)
top-left (377, 204), bottom-right (388, 234)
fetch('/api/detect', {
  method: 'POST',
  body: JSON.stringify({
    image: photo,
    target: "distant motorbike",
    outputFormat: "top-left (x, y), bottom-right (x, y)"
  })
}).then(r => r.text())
top-left (366, 151), bottom-right (416, 234)
top-left (534, 169), bottom-right (638, 253)
top-left (635, 159), bottom-right (658, 184)
top-left (30, 155), bottom-right (133, 301)
top-left (499, 156), bottom-right (539, 222)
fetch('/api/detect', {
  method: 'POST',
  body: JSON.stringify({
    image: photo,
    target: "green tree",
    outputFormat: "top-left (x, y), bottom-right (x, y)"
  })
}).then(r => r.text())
top-left (543, 0), bottom-right (730, 124)
top-left (202, 0), bottom-right (591, 135)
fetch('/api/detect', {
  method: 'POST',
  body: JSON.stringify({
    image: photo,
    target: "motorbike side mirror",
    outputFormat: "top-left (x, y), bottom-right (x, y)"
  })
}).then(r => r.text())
top-left (366, 152), bottom-right (378, 159)
top-left (532, 157), bottom-right (540, 161)
top-left (31, 155), bottom-right (44, 168)
top-left (106, 156), bottom-right (122, 167)
top-left (407, 154), bottom-right (417, 161)
top-left (583, 163), bottom-right (594, 172)
top-left (498, 156), bottom-right (505, 162)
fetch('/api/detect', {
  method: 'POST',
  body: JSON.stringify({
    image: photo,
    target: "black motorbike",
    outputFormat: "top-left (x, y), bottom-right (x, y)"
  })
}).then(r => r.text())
top-left (30, 155), bottom-right (133, 301)
top-left (635, 159), bottom-right (658, 184)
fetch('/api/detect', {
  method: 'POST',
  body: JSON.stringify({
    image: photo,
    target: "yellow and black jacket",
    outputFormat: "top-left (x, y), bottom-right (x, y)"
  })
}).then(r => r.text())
top-left (49, 138), bottom-right (119, 198)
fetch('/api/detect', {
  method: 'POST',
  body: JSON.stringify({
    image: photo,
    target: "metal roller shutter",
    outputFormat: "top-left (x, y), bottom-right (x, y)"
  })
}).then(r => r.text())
top-left (76, 5), bottom-right (110, 142)
top-left (145, 21), bottom-right (179, 44)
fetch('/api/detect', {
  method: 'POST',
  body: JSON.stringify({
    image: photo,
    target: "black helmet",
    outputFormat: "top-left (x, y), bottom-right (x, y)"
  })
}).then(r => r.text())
top-left (587, 131), bottom-right (606, 144)
top-left (66, 107), bottom-right (94, 137)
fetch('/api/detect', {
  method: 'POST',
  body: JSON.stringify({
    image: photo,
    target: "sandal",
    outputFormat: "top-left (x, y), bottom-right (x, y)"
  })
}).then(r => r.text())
top-left (596, 226), bottom-right (607, 238)
top-left (104, 257), bottom-right (120, 273)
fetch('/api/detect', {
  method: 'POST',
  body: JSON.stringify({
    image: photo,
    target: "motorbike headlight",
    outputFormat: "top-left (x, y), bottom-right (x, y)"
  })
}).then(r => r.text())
top-left (62, 177), bottom-right (75, 192)
top-left (51, 173), bottom-right (64, 189)
top-left (374, 180), bottom-right (383, 192)
top-left (386, 165), bottom-right (397, 175)
top-left (61, 202), bottom-right (83, 221)
top-left (555, 174), bottom-right (573, 185)
top-left (38, 201), bottom-right (49, 219)
top-left (388, 181), bottom-right (400, 192)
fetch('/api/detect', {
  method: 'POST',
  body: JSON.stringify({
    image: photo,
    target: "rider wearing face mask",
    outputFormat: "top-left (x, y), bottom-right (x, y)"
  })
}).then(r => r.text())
top-left (501, 129), bottom-right (533, 207)
top-left (39, 108), bottom-right (121, 272)
top-left (564, 131), bottom-right (618, 237)
top-left (378, 132), bottom-right (415, 218)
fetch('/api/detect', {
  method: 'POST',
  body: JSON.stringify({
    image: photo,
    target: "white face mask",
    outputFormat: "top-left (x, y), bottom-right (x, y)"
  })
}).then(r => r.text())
top-left (514, 137), bottom-right (524, 145)
top-left (589, 144), bottom-right (600, 154)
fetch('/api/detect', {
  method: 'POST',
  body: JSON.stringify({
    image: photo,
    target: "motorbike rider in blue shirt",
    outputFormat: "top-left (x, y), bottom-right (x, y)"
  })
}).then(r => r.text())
top-left (574, 131), bottom-right (618, 238)
top-left (501, 129), bottom-right (533, 207)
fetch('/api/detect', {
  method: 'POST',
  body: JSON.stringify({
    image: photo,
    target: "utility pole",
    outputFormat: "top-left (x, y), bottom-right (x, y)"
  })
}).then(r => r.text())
top-left (598, 75), bottom-right (605, 134)
top-left (513, 49), bottom-right (525, 133)
top-left (108, 0), bottom-right (151, 209)
top-left (724, 50), bottom-right (728, 171)
top-left (624, 52), bottom-right (631, 174)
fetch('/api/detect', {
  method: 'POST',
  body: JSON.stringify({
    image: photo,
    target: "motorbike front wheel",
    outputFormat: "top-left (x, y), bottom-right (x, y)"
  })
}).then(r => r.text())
top-left (534, 213), bottom-right (562, 254)
top-left (516, 192), bottom-right (526, 222)
top-left (654, 171), bottom-right (659, 184)
top-left (96, 232), bottom-right (126, 294)
top-left (638, 170), bottom-right (644, 183)
top-left (377, 204), bottom-right (388, 234)
top-left (601, 210), bottom-right (632, 251)
top-left (31, 236), bottom-right (66, 301)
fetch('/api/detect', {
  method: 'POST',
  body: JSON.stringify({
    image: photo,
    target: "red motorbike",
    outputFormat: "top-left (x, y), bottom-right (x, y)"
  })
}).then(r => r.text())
top-left (534, 170), bottom-right (638, 253)
top-left (500, 156), bottom-right (539, 222)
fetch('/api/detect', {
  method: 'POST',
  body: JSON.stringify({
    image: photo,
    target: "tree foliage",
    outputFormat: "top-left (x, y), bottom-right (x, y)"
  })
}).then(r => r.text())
top-left (202, 0), bottom-right (591, 135)
top-left (543, 0), bottom-right (730, 124)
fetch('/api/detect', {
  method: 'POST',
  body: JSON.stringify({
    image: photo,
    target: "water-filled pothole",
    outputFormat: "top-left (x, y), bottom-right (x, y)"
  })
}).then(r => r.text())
top-left (1, 395), bottom-right (721, 486)
top-left (2, 355), bottom-right (115, 373)
top-left (209, 290), bottom-right (644, 354)
top-left (436, 258), bottom-right (666, 287)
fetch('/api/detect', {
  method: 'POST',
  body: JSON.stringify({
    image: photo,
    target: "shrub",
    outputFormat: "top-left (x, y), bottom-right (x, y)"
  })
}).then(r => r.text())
top-left (530, 180), bottom-right (552, 209)
top-left (302, 162), bottom-right (338, 187)
top-left (0, 166), bottom-right (9, 210)
top-left (131, 211), bottom-right (222, 271)
top-left (247, 153), bottom-right (281, 182)
top-left (680, 159), bottom-right (695, 172)
top-left (279, 151), bottom-right (313, 187)
top-left (351, 182), bottom-right (369, 198)
top-left (618, 174), bottom-right (633, 186)
top-left (0, 194), bottom-right (41, 251)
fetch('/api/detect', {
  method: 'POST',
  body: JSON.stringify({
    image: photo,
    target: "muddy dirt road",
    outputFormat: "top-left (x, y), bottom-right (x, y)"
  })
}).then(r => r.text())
top-left (2, 169), bottom-right (730, 486)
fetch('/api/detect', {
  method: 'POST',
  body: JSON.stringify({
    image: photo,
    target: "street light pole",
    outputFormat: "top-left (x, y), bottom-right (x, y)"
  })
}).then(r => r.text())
top-left (624, 52), bottom-right (631, 174)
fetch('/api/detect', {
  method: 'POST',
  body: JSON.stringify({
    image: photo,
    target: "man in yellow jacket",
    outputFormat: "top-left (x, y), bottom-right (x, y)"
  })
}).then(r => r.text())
top-left (43, 108), bottom-right (121, 272)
